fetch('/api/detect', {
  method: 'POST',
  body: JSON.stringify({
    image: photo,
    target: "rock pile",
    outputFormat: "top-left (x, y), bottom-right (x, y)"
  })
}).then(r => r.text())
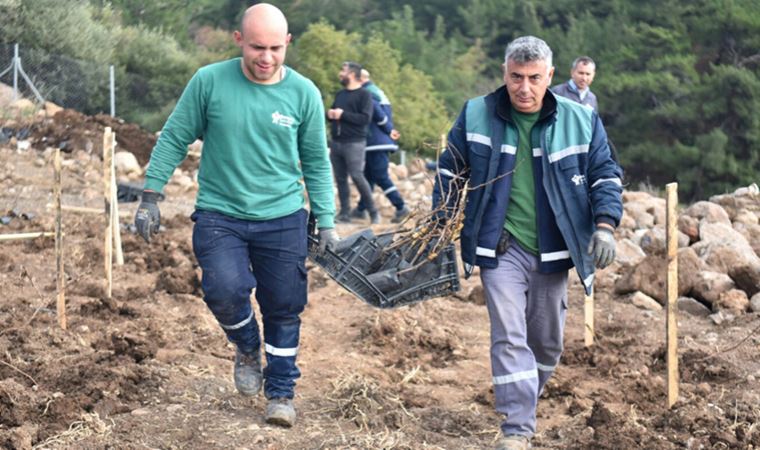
top-left (612, 184), bottom-right (760, 318)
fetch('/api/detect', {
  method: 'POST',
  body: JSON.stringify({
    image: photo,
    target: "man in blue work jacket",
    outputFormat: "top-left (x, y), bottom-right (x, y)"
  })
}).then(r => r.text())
top-left (433, 36), bottom-right (622, 450)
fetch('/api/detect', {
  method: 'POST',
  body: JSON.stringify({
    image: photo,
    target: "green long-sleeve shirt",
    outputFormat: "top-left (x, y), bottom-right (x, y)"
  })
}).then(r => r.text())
top-left (144, 58), bottom-right (335, 228)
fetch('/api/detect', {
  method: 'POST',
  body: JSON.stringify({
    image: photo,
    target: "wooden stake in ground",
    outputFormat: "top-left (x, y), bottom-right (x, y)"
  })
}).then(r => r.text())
top-left (103, 127), bottom-right (114, 299)
top-left (45, 204), bottom-right (130, 217)
top-left (109, 132), bottom-right (124, 266)
top-left (584, 287), bottom-right (594, 347)
top-left (0, 232), bottom-right (55, 242)
top-left (666, 182), bottom-right (679, 408)
top-left (54, 148), bottom-right (66, 330)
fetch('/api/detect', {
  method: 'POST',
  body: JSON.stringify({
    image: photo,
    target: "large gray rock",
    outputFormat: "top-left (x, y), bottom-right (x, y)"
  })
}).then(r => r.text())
top-left (639, 225), bottom-right (689, 256)
top-left (693, 240), bottom-right (759, 275)
top-left (709, 183), bottom-right (759, 218)
top-left (732, 208), bottom-right (758, 226)
top-left (698, 221), bottom-right (751, 246)
top-left (716, 289), bottom-right (749, 313)
top-left (678, 247), bottom-right (708, 295)
top-left (623, 192), bottom-right (666, 219)
top-left (618, 212), bottom-right (636, 231)
top-left (623, 202), bottom-right (655, 229)
top-left (678, 214), bottom-right (700, 244)
top-left (733, 222), bottom-right (760, 257)
top-left (614, 248), bottom-right (703, 302)
top-left (750, 292), bottom-right (760, 313)
top-left (114, 151), bottom-right (142, 176)
top-left (728, 263), bottom-right (760, 297)
top-left (631, 291), bottom-right (663, 311)
top-left (691, 271), bottom-right (735, 306)
top-left (683, 201), bottom-right (731, 225)
top-left (616, 238), bottom-right (646, 267)
top-left (677, 297), bottom-right (711, 316)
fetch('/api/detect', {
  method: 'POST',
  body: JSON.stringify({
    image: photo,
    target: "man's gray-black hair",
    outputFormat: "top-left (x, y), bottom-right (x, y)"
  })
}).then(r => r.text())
top-left (343, 61), bottom-right (363, 79)
top-left (572, 56), bottom-right (595, 70)
top-left (504, 36), bottom-right (553, 71)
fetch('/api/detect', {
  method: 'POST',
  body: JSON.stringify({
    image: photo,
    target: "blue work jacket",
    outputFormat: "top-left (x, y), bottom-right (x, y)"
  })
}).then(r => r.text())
top-left (433, 87), bottom-right (623, 294)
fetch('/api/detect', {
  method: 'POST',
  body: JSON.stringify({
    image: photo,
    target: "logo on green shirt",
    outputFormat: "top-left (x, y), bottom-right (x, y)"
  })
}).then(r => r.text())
top-left (271, 111), bottom-right (295, 128)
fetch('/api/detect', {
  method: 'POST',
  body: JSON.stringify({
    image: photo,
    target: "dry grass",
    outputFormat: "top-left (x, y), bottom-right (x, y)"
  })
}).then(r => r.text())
top-left (325, 372), bottom-right (414, 432)
top-left (33, 412), bottom-right (113, 449)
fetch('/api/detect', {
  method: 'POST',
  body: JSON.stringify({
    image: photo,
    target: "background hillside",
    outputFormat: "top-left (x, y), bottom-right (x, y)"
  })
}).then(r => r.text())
top-left (1, 0), bottom-right (759, 200)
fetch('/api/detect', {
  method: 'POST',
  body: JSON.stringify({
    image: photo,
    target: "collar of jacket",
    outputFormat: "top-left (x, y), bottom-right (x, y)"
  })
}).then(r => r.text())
top-left (494, 85), bottom-right (557, 124)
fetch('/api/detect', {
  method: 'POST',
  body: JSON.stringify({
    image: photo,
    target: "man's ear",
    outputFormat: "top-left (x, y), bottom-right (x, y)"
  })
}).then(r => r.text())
top-left (233, 30), bottom-right (243, 47)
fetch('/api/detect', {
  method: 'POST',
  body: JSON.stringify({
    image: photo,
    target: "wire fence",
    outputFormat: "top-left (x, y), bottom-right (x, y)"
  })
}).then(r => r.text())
top-left (0, 42), bottom-right (110, 114)
top-left (0, 42), bottom-right (185, 130)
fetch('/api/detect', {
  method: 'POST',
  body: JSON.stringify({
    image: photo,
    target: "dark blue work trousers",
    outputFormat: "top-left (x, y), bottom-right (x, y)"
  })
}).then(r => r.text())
top-left (357, 151), bottom-right (405, 211)
top-left (191, 208), bottom-right (308, 400)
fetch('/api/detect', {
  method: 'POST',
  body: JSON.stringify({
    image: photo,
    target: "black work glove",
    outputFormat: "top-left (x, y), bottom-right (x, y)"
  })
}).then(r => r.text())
top-left (318, 228), bottom-right (340, 253)
top-left (135, 190), bottom-right (161, 243)
top-left (587, 227), bottom-right (616, 269)
top-left (496, 229), bottom-right (510, 255)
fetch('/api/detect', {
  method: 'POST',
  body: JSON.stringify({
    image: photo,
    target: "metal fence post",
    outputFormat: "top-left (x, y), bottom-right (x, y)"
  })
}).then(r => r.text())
top-left (109, 65), bottom-right (115, 117)
top-left (12, 43), bottom-right (19, 101)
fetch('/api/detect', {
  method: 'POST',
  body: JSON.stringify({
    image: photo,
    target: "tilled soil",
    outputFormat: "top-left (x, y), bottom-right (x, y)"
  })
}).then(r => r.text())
top-left (0, 145), bottom-right (758, 449)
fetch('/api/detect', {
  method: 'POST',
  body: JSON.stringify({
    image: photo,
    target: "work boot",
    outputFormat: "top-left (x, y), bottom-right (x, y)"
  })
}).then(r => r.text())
top-left (265, 397), bottom-right (296, 427)
top-left (350, 208), bottom-right (367, 220)
top-left (369, 210), bottom-right (380, 225)
top-left (391, 205), bottom-right (411, 223)
top-left (336, 210), bottom-right (352, 223)
top-left (494, 434), bottom-right (530, 450)
top-left (234, 348), bottom-right (262, 396)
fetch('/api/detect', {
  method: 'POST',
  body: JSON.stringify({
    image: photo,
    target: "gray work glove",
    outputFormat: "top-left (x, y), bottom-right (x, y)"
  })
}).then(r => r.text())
top-left (135, 190), bottom-right (161, 243)
top-left (587, 227), bottom-right (616, 269)
top-left (318, 228), bottom-right (340, 253)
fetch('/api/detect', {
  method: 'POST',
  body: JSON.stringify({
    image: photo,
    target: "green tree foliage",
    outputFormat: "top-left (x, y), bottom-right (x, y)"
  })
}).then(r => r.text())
top-left (1, 0), bottom-right (115, 64)
top-left (113, 25), bottom-right (196, 126)
top-left (290, 22), bottom-right (449, 154)
top-left (371, 6), bottom-right (490, 112)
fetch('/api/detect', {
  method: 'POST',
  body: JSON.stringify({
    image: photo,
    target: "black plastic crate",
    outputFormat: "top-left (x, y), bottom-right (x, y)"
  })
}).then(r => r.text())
top-left (307, 226), bottom-right (461, 309)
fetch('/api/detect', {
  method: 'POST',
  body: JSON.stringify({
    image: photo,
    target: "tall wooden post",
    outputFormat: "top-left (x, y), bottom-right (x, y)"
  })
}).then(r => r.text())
top-left (103, 127), bottom-right (114, 299)
top-left (54, 148), bottom-right (66, 330)
top-left (584, 288), bottom-right (594, 346)
top-left (666, 182), bottom-right (679, 408)
top-left (110, 132), bottom-right (124, 266)
top-left (440, 134), bottom-right (447, 154)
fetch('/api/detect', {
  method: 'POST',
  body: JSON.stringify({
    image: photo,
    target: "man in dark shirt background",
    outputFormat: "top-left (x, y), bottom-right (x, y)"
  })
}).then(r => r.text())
top-left (328, 62), bottom-right (378, 224)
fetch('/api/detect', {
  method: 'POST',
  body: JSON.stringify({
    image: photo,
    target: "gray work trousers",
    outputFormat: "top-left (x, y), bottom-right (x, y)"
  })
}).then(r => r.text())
top-left (481, 240), bottom-right (568, 437)
top-left (329, 140), bottom-right (376, 214)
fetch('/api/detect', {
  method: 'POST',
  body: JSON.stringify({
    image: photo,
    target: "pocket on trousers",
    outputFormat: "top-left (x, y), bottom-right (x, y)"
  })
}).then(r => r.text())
top-left (297, 260), bottom-right (307, 280)
top-left (192, 221), bottom-right (222, 259)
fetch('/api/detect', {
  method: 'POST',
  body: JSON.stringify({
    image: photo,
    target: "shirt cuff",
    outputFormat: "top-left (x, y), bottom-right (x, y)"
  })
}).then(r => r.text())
top-left (143, 177), bottom-right (166, 193)
top-left (316, 214), bottom-right (335, 229)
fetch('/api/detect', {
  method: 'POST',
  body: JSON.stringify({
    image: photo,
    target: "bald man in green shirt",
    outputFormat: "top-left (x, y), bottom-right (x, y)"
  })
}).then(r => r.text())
top-left (134, 3), bottom-right (337, 428)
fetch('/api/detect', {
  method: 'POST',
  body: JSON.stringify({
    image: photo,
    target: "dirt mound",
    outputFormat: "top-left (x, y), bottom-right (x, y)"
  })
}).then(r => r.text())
top-left (358, 303), bottom-right (465, 369)
top-left (25, 109), bottom-right (156, 163)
